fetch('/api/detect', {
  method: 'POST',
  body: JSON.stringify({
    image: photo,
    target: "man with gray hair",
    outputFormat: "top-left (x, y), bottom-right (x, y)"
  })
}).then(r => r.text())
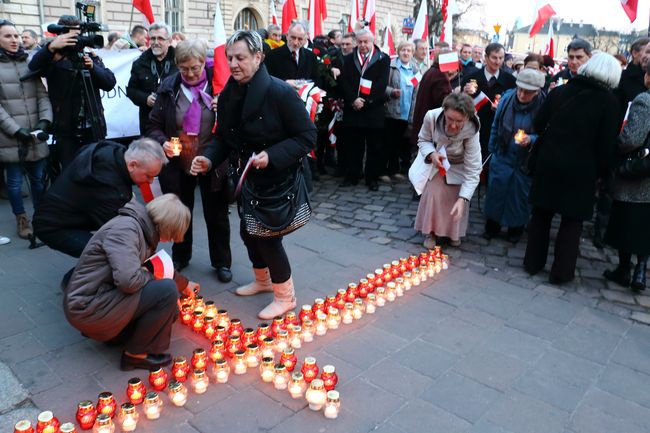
top-left (127, 22), bottom-right (178, 135)
top-left (34, 138), bottom-right (167, 258)
top-left (21, 29), bottom-right (39, 51)
top-left (264, 20), bottom-right (320, 87)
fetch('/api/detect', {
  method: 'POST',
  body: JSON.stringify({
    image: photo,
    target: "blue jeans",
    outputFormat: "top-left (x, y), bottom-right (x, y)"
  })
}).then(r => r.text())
top-left (5, 159), bottom-right (47, 215)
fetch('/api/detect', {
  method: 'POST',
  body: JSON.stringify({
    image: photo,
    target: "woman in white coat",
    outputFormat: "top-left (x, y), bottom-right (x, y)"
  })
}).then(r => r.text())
top-left (413, 93), bottom-right (482, 248)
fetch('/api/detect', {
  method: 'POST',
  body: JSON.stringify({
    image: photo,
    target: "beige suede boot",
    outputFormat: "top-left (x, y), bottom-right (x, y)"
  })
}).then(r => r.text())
top-left (258, 277), bottom-right (297, 320)
top-left (16, 213), bottom-right (32, 239)
top-left (235, 267), bottom-right (273, 296)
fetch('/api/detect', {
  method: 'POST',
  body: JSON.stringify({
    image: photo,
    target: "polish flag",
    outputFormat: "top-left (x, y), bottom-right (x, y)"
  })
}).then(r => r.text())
top-left (348, 0), bottom-right (359, 32)
top-left (145, 250), bottom-right (175, 280)
top-left (412, 0), bottom-right (429, 41)
top-left (212, 1), bottom-right (230, 96)
top-left (439, 0), bottom-right (450, 43)
top-left (621, 101), bottom-right (632, 132)
top-left (270, 0), bottom-right (279, 26)
top-left (139, 177), bottom-right (162, 203)
top-left (363, 0), bottom-right (376, 34)
top-left (282, 0), bottom-right (298, 34)
top-left (544, 21), bottom-right (555, 58)
top-left (308, 0), bottom-right (327, 37)
top-left (620, 0), bottom-right (638, 23)
top-left (473, 92), bottom-right (491, 111)
top-left (132, 0), bottom-right (155, 24)
top-left (328, 115), bottom-right (337, 145)
top-left (359, 78), bottom-right (372, 95)
top-left (529, 3), bottom-right (555, 37)
top-left (381, 12), bottom-right (395, 56)
top-left (438, 51), bottom-right (459, 72)
top-left (410, 71), bottom-right (423, 87)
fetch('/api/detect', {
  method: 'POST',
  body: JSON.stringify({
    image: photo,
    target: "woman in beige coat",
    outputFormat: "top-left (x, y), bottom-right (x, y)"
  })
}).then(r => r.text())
top-left (414, 93), bottom-right (482, 248)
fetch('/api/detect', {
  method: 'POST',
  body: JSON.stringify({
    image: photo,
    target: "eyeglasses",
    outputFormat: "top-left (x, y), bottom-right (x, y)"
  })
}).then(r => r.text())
top-left (179, 64), bottom-right (204, 75)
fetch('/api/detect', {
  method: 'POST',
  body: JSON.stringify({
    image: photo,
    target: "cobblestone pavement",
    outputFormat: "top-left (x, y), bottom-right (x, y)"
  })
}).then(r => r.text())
top-left (310, 174), bottom-right (650, 325)
top-left (1, 182), bottom-right (650, 433)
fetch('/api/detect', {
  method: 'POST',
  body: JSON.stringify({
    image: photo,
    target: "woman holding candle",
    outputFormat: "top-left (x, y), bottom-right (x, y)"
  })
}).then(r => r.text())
top-left (413, 93), bottom-right (482, 248)
top-left (483, 69), bottom-right (546, 243)
top-left (191, 30), bottom-right (316, 319)
top-left (147, 39), bottom-right (233, 283)
top-left (63, 194), bottom-right (198, 371)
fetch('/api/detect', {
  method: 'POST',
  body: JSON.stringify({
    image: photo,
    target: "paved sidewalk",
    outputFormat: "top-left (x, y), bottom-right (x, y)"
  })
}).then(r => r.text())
top-left (0, 185), bottom-right (649, 433)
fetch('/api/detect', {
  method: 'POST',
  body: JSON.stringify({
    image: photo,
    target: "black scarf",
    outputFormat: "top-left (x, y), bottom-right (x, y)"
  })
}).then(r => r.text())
top-left (0, 47), bottom-right (28, 61)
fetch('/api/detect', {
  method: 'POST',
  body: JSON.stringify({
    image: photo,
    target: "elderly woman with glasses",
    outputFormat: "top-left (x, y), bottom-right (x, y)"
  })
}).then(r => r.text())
top-left (191, 30), bottom-right (316, 319)
top-left (414, 93), bottom-right (482, 249)
top-left (147, 39), bottom-right (233, 283)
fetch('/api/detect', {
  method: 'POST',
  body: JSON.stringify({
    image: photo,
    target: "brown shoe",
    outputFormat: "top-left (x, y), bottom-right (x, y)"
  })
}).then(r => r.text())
top-left (16, 213), bottom-right (33, 239)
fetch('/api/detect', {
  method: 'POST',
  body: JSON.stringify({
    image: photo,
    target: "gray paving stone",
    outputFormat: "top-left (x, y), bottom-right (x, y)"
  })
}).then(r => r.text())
top-left (571, 307), bottom-right (631, 336)
top-left (390, 399), bottom-right (472, 433)
top-left (421, 372), bottom-right (502, 423)
top-left (611, 324), bottom-right (650, 375)
top-left (451, 307), bottom-right (505, 331)
top-left (269, 408), bottom-right (376, 433)
top-left (485, 326), bottom-right (549, 364)
top-left (10, 356), bottom-right (63, 395)
top-left (363, 359), bottom-right (434, 399)
top-left (392, 340), bottom-right (458, 379)
top-left (0, 362), bottom-right (28, 413)
top-left (463, 291), bottom-right (523, 320)
top-left (524, 294), bottom-right (582, 324)
top-left (420, 316), bottom-right (493, 355)
top-left (0, 332), bottom-right (49, 364)
top-left (513, 368), bottom-right (590, 412)
top-left (0, 407), bottom-right (42, 432)
top-left (533, 348), bottom-right (603, 386)
top-left (453, 348), bottom-right (528, 392)
top-left (339, 377), bottom-right (405, 425)
top-left (581, 388), bottom-right (650, 431)
top-left (506, 310), bottom-right (566, 342)
top-left (469, 420), bottom-right (516, 433)
top-left (631, 311), bottom-right (650, 325)
top-left (597, 363), bottom-right (650, 409)
top-left (552, 323), bottom-right (621, 364)
top-left (600, 289), bottom-right (637, 305)
top-left (484, 392), bottom-right (570, 433)
top-left (569, 404), bottom-right (646, 433)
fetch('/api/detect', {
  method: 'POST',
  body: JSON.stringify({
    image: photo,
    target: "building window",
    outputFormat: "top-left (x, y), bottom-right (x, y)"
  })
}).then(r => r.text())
top-left (165, 0), bottom-right (183, 32)
top-left (234, 8), bottom-right (259, 30)
top-left (302, 7), bottom-right (309, 21)
top-left (341, 14), bottom-right (350, 32)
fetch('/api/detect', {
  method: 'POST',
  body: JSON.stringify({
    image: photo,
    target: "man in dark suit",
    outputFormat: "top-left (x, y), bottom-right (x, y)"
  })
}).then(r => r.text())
top-left (550, 38), bottom-right (592, 85)
top-left (265, 21), bottom-right (320, 86)
top-left (338, 29), bottom-right (390, 191)
top-left (462, 42), bottom-right (516, 161)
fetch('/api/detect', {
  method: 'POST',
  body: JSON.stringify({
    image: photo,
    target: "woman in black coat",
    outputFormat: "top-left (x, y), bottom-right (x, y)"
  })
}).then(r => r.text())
top-left (192, 30), bottom-right (316, 320)
top-left (524, 53), bottom-right (622, 284)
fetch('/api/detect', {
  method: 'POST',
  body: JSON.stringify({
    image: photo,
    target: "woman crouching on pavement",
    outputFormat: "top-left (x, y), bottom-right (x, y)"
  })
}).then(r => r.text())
top-left (63, 194), bottom-right (199, 371)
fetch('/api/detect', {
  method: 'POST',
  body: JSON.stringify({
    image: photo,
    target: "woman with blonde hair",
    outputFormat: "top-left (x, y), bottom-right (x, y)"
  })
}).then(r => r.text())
top-left (63, 194), bottom-right (198, 371)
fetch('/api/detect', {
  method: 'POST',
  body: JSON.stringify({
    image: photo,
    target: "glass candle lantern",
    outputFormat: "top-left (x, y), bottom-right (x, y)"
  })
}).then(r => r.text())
top-left (434, 245), bottom-right (442, 259)
top-left (211, 359), bottom-right (230, 383)
top-left (191, 348), bottom-right (208, 371)
top-left (284, 311), bottom-right (299, 327)
top-left (232, 350), bottom-right (247, 375)
top-left (117, 403), bottom-right (138, 432)
top-left (353, 298), bottom-right (365, 320)
top-left (326, 307), bottom-right (341, 329)
top-left (125, 378), bottom-right (146, 405)
top-left (209, 339), bottom-right (226, 363)
top-left (341, 303), bottom-right (354, 324)
top-left (395, 278), bottom-right (405, 297)
top-left (382, 264), bottom-right (393, 283)
top-left (191, 369), bottom-right (209, 394)
top-left (172, 356), bottom-right (191, 382)
top-left (14, 420), bottom-right (34, 433)
top-left (345, 283), bottom-right (358, 303)
top-left (305, 379), bottom-right (327, 411)
top-left (216, 309), bottom-right (230, 329)
top-left (203, 300), bottom-right (218, 319)
top-left (273, 364), bottom-right (290, 390)
top-left (374, 269), bottom-right (385, 288)
top-left (419, 251), bottom-right (429, 266)
top-left (178, 294), bottom-right (193, 310)
top-left (170, 136), bottom-right (182, 156)
top-left (312, 298), bottom-right (326, 316)
top-left (418, 265), bottom-right (428, 282)
top-left (229, 318), bottom-right (244, 337)
top-left (365, 294), bottom-right (376, 314)
top-left (256, 323), bottom-right (272, 344)
top-left (91, 414), bottom-right (114, 433)
top-left (385, 282), bottom-right (397, 302)
top-left (426, 260), bottom-right (436, 277)
top-left (357, 279), bottom-right (370, 298)
top-left (320, 365), bottom-right (338, 391)
top-left (167, 380), bottom-right (188, 407)
top-left (391, 260), bottom-right (402, 278)
top-left (193, 295), bottom-right (204, 313)
top-left (271, 316), bottom-right (286, 336)
top-left (325, 296), bottom-right (337, 312)
top-left (202, 316), bottom-right (216, 340)
top-left (366, 273), bottom-right (377, 292)
top-left (227, 335), bottom-right (243, 358)
top-left (288, 372), bottom-right (307, 398)
top-left (261, 336), bottom-right (276, 359)
top-left (403, 272), bottom-right (413, 290)
top-left (375, 287), bottom-right (386, 307)
top-left (36, 411), bottom-right (59, 433)
top-left (434, 258), bottom-right (442, 274)
top-left (180, 305), bottom-right (193, 325)
top-left (76, 400), bottom-right (97, 430)
top-left (442, 254), bottom-right (449, 270)
top-left (301, 319), bottom-right (315, 342)
top-left (96, 392), bottom-right (117, 418)
top-left (191, 311), bottom-right (204, 333)
top-left (242, 328), bottom-right (257, 347)
top-left (143, 392), bottom-right (163, 420)
top-left (301, 357), bottom-right (319, 383)
top-left (408, 254), bottom-right (418, 270)
top-left (290, 325), bottom-right (302, 349)
top-left (324, 390), bottom-right (341, 419)
top-left (315, 312), bottom-right (328, 336)
top-left (299, 305), bottom-right (314, 323)
top-left (280, 347), bottom-right (297, 372)
top-left (211, 325), bottom-right (226, 343)
top-left (335, 289), bottom-right (347, 310)
top-left (245, 343), bottom-right (261, 368)
top-left (59, 423), bottom-right (77, 433)
top-left (260, 357), bottom-right (275, 383)
top-left (275, 329), bottom-right (289, 352)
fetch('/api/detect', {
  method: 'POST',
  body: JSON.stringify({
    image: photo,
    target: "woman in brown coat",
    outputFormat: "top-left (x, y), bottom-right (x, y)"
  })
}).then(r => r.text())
top-left (64, 194), bottom-right (196, 371)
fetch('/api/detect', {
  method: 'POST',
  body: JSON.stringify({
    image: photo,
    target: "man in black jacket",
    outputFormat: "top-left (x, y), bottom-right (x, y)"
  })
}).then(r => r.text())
top-left (28, 15), bottom-right (116, 170)
top-left (550, 38), bottom-right (592, 85)
top-left (33, 138), bottom-right (166, 258)
top-left (617, 37), bottom-right (650, 116)
top-left (338, 29), bottom-right (390, 191)
top-left (264, 21), bottom-right (320, 87)
top-left (126, 22), bottom-right (178, 136)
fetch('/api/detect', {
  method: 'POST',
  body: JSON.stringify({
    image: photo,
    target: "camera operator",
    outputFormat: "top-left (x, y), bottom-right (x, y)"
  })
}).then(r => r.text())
top-left (28, 15), bottom-right (116, 169)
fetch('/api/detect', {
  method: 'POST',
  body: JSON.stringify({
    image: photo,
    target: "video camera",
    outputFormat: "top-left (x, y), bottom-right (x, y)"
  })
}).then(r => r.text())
top-left (47, 1), bottom-right (104, 57)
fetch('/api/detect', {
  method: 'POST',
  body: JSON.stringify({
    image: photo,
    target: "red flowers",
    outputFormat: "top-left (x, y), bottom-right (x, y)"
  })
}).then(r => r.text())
top-left (313, 48), bottom-right (321, 55)
top-left (323, 58), bottom-right (331, 65)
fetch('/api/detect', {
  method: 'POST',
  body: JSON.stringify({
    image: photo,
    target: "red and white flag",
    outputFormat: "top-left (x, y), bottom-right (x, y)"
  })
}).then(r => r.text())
top-left (473, 92), bottom-right (491, 111)
top-left (132, 0), bottom-right (155, 24)
top-left (139, 177), bottom-right (162, 203)
top-left (308, 0), bottom-right (328, 37)
top-left (298, 83), bottom-right (326, 121)
top-left (412, 0), bottom-right (429, 41)
top-left (439, 0), bottom-right (451, 43)
top-left (363, 0), bottom-right (376, 34)
top-left (438, 51), bottom-right (459, 72)
top-left (348, 0), bottom-right (359, 32)
top-left (620, 0), bottom-right (638, 23)
top-left (146, 250), bottom-right (174, 280)
top-left (359, 78), bottom-right (372, 95)
top-left (381, 12), bottom-right (395, 56)
top-left (621, 101), bottom-right (632, 132)
top-left (328, 115), bottom-right (337, 146)
top-left (544, 20), bottom-right (555, 58)
top-left (212, 2), bottom-right (230, 96)
top-left (282, 0), bottom-right (298, 34)
top-left (410, 71), bottom-right (423, 87)
top-left (270, 0), bottom-right (279, 25)
top-left (529, 2), bottom-right (555, 37)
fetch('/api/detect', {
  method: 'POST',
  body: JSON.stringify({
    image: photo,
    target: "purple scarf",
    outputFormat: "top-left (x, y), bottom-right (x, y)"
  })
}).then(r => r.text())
top-left (181, 70), bottom-right (214, 135)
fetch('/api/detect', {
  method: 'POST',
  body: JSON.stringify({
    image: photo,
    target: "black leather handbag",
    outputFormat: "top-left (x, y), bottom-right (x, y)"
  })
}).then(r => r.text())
top-left (616, 132), bottom-right (650, 180)
top-left (240, 165), bottom-right (311, 238)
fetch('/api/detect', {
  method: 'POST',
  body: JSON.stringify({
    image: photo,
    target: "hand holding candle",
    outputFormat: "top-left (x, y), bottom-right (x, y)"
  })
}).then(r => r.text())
top-left (514, 129), bottom-right (531, 147)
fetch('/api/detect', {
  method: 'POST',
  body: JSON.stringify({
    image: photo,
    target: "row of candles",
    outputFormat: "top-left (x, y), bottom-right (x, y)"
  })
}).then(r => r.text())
top-left (13, 248), bottom-right (448, 432)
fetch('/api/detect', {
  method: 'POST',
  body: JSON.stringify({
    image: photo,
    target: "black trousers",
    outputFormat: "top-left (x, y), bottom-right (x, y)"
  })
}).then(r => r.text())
top-left (37, 228), bottom-right (93, 258)
top-left (239, 222), bottom-right (291, 283)
top-left (344, 127), bottom-right (384, 184)
top-left (383, 118), bottom-right (409, 176)
top-left (524, 207), bottom-right (583, 281)
top-left (159, 162), bottom-right (231, 268)
top-left (112, 279), bottom-right (178, 354)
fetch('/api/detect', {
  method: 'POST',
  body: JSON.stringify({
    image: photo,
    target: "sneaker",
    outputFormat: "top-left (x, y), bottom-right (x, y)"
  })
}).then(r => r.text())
top-left (378, 175), bottom-right (391, 183)
top-left (0, 235), bottom-right (9, 245)
top-left (391, 173), bottom-right (406, 181)
top-left (423, 234), bottom-right (436, 249)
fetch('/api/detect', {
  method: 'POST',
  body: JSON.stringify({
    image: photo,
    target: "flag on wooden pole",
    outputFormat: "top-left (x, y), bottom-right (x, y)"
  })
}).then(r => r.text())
top-left (348, 0), bottom-right (359, 32)
top-left (363, 0), bottom-right (376, 34)
top-left (381, 12), bottom-right (395, 56)
top-left (212, 1), bottom-right (230, 96)
top-left (270, 0), bottom-right (279, 25)
top-left (412, 0), bottom-right (429, 41)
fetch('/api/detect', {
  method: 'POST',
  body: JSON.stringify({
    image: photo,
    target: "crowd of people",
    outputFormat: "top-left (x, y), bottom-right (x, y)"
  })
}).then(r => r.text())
top-left (1, 14), bottom-right (649, 369)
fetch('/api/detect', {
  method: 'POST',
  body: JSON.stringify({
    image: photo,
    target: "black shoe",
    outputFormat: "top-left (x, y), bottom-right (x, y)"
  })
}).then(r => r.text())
top-left (215, 266), bottom-right (233, 283)
top-left (339, 179), bottom-right (356, 187)
top-left (603, 267), bottom-right (631, 288)
top-left (368, 181), bottom-right (379, 191)
top-left (631, 261), bottom-right (647, 292)
top-left (120, 353), bottom-right (172, 371)
top-left (173, 260), bottom-right (189, 272)
top-left (549, 274), bottom-right (573, 285)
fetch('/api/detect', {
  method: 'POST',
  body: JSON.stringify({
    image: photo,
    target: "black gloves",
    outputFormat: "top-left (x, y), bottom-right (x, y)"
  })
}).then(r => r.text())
top-left (14, 128), bottom-right (32, 143)
top-left (33, 119), bottom-right (51, 133)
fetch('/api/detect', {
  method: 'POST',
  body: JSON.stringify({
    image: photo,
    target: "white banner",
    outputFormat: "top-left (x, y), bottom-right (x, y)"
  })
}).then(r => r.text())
top-left (96, 49), bottom-right (142, 139)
